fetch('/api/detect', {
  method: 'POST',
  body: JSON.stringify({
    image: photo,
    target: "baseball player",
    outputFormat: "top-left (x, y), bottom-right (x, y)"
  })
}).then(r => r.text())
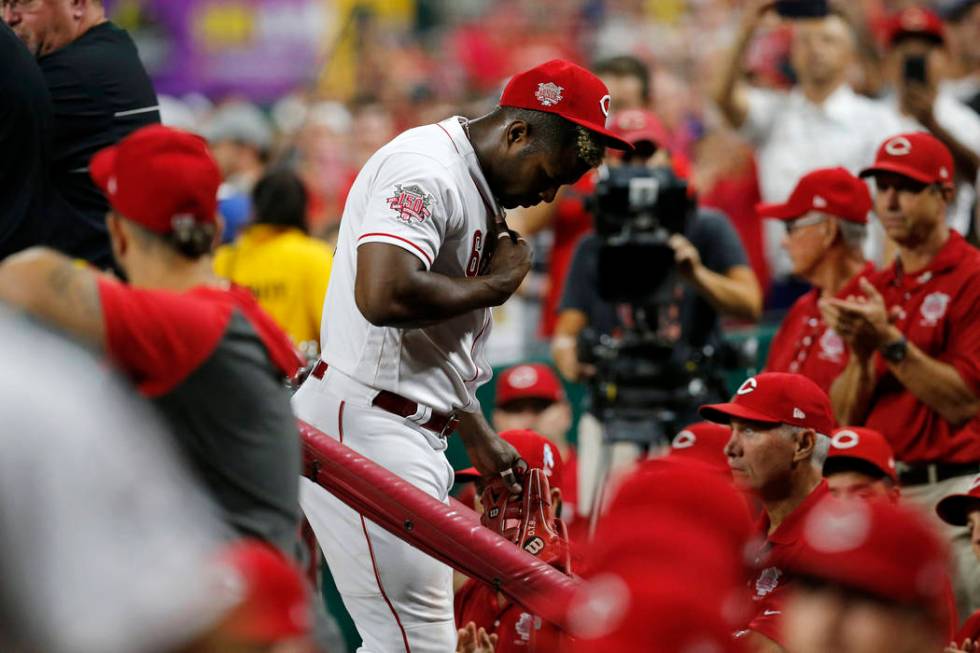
top-left (699, 372), bottom-right (836, 653)
top-left (294, 59), bottom-right (631, 653)
top-left (823, 426), bottom-right (900, 501)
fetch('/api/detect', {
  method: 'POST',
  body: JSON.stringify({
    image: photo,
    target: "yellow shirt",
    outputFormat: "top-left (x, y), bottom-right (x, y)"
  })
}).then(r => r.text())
top-left (214, 225), bottom-right (333, 352)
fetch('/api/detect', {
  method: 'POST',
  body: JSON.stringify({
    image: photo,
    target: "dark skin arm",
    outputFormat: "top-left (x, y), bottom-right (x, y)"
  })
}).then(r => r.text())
top-left (456, 409), bottom-right (523, 493)
top-left (355, 231), bottom-right (532, 329)
top-left (0, 248), bottom-right (105, 348)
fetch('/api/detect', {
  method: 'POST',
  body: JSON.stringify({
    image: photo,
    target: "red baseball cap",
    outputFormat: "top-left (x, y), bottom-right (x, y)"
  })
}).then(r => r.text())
top-left (860, 132), bottom-right (955, 189)
top-left (90, 124), bottom-right (222, 236)
top-left (455, 429), bottom-right (564, 490)
top-left (936, 474), bottom-right (980, 526)
top-left (700, 372), bottom-right (836, 435)
top-left (500, 59), bottom-right (633, 151)
top-left (756, 167), bottom-right (872, 224)
top-left (605, 109), bottom-right (669, 149)
top-left (886, 7), bottom-right (946, 45)
top-left (495, 363), bottom-right (564, 407)
top-left (667, 421), bottom-right (732, 474)
top-left (788, 496), bottom-right (950, 623)
top-left (218, 540), bottom-right (310, 642)
top-left (825, 426), bottom-right (898, 483)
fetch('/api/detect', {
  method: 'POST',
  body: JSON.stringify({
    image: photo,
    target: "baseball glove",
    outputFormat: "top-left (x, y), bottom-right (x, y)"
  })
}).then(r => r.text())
top-left (480, 467), bottom-right (572, 575)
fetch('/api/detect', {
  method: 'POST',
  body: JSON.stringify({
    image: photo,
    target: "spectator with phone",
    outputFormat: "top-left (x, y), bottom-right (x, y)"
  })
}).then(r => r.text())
top-left (713, 0), bottom-right (903, 285)
top-left (878, 7), bottom-right (980, 242)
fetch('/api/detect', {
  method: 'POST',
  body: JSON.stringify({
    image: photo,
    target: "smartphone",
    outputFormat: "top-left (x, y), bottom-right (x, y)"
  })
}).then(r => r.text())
top-left (774, 0), bottom-right (829, 19)
top-left (903, 54), bottom-right (928, 85)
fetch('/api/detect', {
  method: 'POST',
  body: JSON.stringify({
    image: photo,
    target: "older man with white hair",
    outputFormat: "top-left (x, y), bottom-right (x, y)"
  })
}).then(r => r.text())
top-left (701, 372), bottom-right (836, 653)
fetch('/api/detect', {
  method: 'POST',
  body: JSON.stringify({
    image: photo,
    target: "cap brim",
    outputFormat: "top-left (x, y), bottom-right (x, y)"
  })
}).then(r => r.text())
top-left (859, 163), bottom-right (936, 185)
top-left (454, 467), bottom-right (481, 483)
top-left (89, 145), bottom-right (118, 195)
top-left (557, 112), bottom-right (634, 151)
top-left (698, 402), bottom-right (782, 427)
top-left (756, 201), bottom-right (804, 221)
top-left (936, 494), bottom-right (980, 526)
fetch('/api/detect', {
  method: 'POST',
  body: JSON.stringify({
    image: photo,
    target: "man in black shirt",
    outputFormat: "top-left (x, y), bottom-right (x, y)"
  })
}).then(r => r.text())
top-left (3, 0), bottom-right (160, 267)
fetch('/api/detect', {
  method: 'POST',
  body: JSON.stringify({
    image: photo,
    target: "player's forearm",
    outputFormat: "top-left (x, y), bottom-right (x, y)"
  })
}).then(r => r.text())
top-left (923, 117), bottom-right (980, 183)
top-left (711, 20), bottom-right (754, 128)
top-left (691, 265), bottom-right (762, 321)
top-left (829, 354), bottom-right (875, 426)
top-left (358, 269), bottom-right (511, 328)
top-left (888, 342), bottom-right (980, 425)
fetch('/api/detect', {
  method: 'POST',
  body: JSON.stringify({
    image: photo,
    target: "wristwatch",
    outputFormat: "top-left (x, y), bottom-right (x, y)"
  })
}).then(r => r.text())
top-left (880, 337), bottom-right (908, 364)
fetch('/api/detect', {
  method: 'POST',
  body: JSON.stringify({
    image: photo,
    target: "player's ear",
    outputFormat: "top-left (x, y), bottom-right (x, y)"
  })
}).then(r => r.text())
top-left (793, 428), bottom-right (816, 463)
top-left (106, 211), bottom-right (127, 257)
top-left (506, 120), bottom-right (531, 149)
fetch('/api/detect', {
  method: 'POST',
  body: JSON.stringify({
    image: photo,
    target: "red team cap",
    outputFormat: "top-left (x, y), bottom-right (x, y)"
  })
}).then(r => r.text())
top-left (499, 59), bottom-right (634, 151)
top-left (90, 124), bottom-right (222, 236)
top-left (699, 372), bottom-right (836, 435)
top-left (788, 496), bottom-right (950, 623)
top-left (860, 132), bottom-right (955, 189)
top-left (756, 167), bottom-right (872, 224)
top-left (936, 474), bottom-right (980, 526)
top-left (218, 540), bottom-right (310, 642)
top-left (825, 426), bottom-right (899, 483)
top-left (605, 109), bottom-right (670, 149)
top-left (886, 7), bottom-right (946, 45)
top-left (495, 363), bottom-right (565, 406)
top-left (456, 429), bottom-right (565, 490)
top-left (667, 422), bottom-right (732, 474)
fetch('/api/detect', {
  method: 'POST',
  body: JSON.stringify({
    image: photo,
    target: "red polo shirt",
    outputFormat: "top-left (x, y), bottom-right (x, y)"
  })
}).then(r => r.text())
top-left (454, 579), bottom-right (564, 652)
top-left (765, 263), bottom-right (875, 393)
top-left (865, 232), bottom-right (980, 464)
top-left (742, 480), bottom-right (830, 646)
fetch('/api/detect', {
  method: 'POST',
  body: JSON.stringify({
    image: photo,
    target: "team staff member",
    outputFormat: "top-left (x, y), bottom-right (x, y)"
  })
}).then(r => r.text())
top-left (700, 372), bottom-right (835, 653)
top-left (3, 0), bottom-right (160, 268)
top-left (0, 126), bottom-right (304, 558)
top-left (761, 167), bottom-right (875, 392)
top-left (293, 59), bottom-right (632, 653)
top-left (215, 168), bottom-right (334, 358)
top-left (822, 132), bottom-right (980, 616)
top-left (823, 426), bottom-right (900, 502)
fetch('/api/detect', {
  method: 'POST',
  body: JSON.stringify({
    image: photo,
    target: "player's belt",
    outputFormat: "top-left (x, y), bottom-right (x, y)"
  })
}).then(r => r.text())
top-left (896, 462), bottom-right (980, 486)
top-left (311, 360), bottom-right (459, 437)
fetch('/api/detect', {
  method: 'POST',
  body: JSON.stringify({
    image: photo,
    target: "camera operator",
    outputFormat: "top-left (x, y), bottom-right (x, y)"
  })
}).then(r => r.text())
top-left (551, 109), bottom-right (762, 386)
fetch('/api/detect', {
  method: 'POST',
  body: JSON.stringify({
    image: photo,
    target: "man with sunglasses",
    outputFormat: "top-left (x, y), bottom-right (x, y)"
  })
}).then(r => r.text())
top-left (760, 167), bottom-right (875, 392)
top-left (821, 132), bottom-right (980, 619)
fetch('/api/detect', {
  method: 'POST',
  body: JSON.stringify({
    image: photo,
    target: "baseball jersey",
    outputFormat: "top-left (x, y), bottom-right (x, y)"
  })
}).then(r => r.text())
top-left (864, 232), bottom-right (980, 463)
top-left (320, 116), bottom-right (502, 414)
top-left (454, 579), bottom-right (563, 652)
top-left (97, 278), bottom-right (304, 556)
top-left (764, 263), bottom-right (875, 393)
top-left (740, 480), bottom-right (830, 646)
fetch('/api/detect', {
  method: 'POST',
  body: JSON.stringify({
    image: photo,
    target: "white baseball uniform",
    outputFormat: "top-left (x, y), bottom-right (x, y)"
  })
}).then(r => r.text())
top-left (294, 116), bottom-right (502, 653)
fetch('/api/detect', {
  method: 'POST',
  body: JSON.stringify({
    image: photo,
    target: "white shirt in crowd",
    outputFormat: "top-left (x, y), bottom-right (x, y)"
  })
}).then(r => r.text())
top-left (320, 116), bottom-right (502, 415)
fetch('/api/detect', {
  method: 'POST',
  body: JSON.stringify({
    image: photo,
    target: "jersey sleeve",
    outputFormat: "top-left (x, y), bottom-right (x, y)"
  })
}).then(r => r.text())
top-left (97, 277), bottom-right (232, 397)
top-left (356, 152), bottom-right (459, 270)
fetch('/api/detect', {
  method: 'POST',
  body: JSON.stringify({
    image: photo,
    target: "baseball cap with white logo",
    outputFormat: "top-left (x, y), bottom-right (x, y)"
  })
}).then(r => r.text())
top-left (756, 167), bottom-right (872, 224)
top-left (699, 372), bottom-right (835, 435)
top-left (495, 363), bottom-right (565, 407)
top-left (499, 59), bottom-right (634, 151)
top-left (825, 426), bottom-right (898, 483)
top-left (455, 429), bottom-right (565, 490)
top-left (860, 132), bottom-right (955, 189)
top-left (936, 474), bottom-right (980, 526)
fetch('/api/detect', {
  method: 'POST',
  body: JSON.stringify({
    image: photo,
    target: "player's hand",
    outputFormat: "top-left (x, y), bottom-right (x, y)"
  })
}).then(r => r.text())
top-left (669, 234), bottom-right (702, 279)
top-left (901, 82), bottom-right (938, 127)
top-left (471, 435), bottom-right (525, 494)
top-left (486, 229), bottom-right (532, 300)
top-left (457, 622), bottom-right (498, 653)
top-left (740, 0), bottom-right (776, 32)
top-left (819, 279), bottom-right (897, 357)
top-left (945, 638), bottom-right (977, 653)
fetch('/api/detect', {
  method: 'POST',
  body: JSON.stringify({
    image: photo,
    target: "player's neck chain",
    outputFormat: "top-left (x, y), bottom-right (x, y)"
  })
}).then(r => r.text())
top-left (459, 117), bottom-right (471, 142)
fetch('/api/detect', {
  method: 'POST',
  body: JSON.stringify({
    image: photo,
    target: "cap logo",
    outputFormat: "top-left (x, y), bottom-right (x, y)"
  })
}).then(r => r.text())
top-left (940, 166), bottom-right (949, 179)
top-left (599, 94), bottom-right (611, 118)
top-left (736, 377), bottom-right (757, 396)
top-left (902, 8), bottom-right (928, 30)
top-left (884, 136), bottom-right (912, 156)
top-left (805, 499), bottom-right (871, 553)
top-left (831, 430), bottom-right (860, 450)
top-left (672, 430), bottom-right (696, 449)
top-left (793, 408), bottom-right (806, 420)
top-left (507, 365), bottom-right (539, 389)
top-left (812, 195), bottom-right (827, 209)
top-left (535, 82), bottom-right (564, 107)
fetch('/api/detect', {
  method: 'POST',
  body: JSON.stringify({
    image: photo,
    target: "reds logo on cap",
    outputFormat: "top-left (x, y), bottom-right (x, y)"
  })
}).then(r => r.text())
top-left (599, 94), bottom-right (611, 117)
top-left (884, 136), bottom-right (912, 156)
top-left (535, 82), bottom-right (564, 107)
top-left (736, 377), bottom-right (757, 395)
top-left (672, 430), bottom-right (697, 449)
top-left (812, 195), bottom-right (827, 208)
top-left (831, 430), bottom-right (861, 450)
top-left (507, 365), bottom-right (540, 389)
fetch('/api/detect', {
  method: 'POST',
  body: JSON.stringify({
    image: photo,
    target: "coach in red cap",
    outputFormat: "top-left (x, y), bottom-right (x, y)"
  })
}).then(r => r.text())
top-left (822, 131), bottom-right (980, 617)
top-left (0, 125), bottom-right (304, 559)
top-left (761, 168), bottom-right (876, 393)
top-left (783, 495), bottom-right (952, 653)
top-left (823, 426), bottom-right (900, 502)
top-left (700, 372), bottom-right (835, 651)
